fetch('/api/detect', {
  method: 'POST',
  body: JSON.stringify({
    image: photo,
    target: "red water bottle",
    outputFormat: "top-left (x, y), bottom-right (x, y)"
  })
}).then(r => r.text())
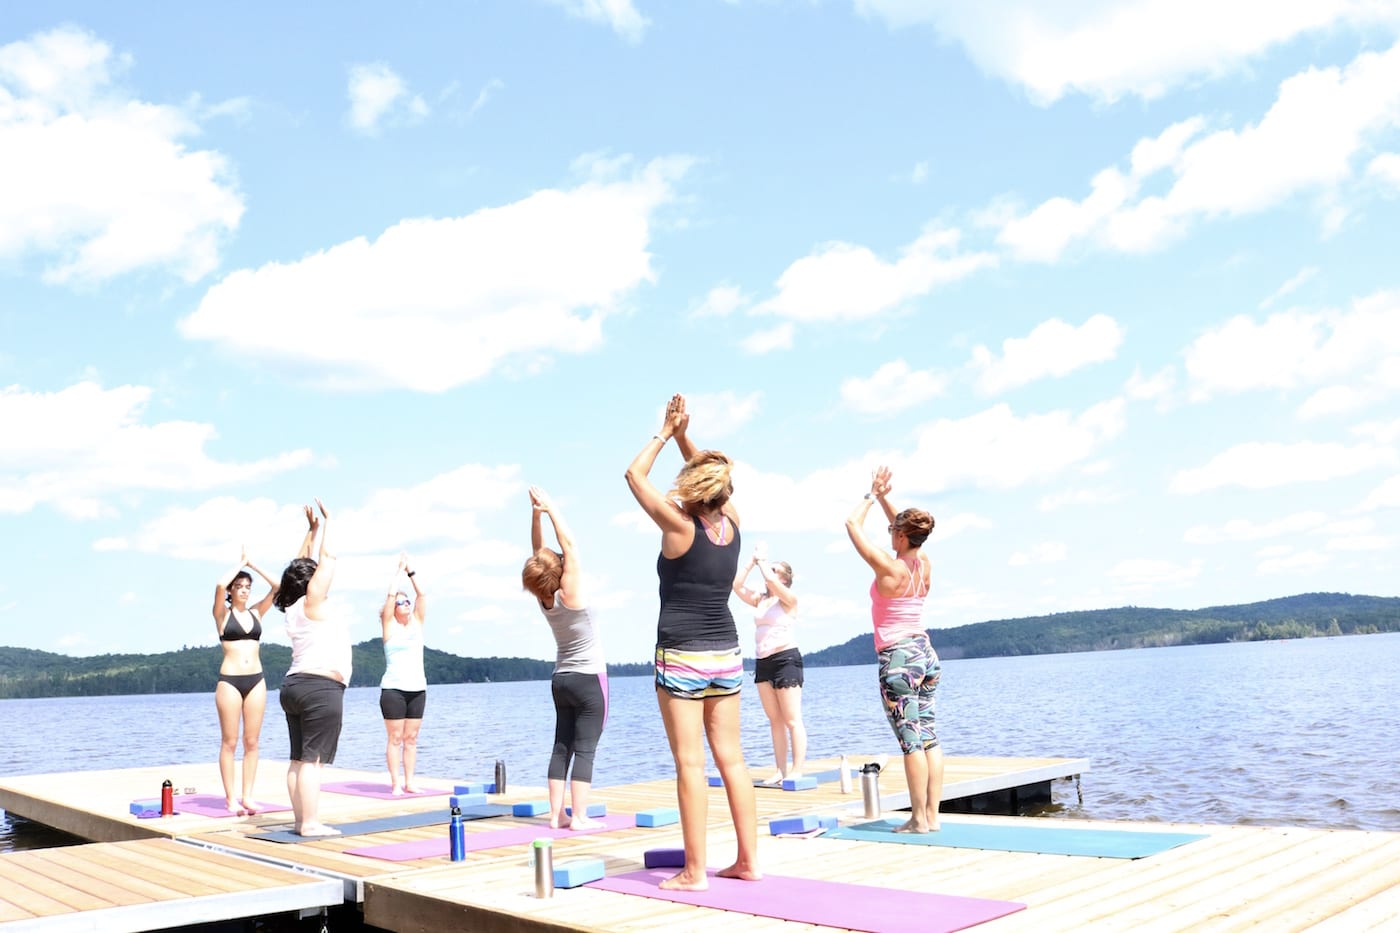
top-left (160, 779), bottom-right (174, 817)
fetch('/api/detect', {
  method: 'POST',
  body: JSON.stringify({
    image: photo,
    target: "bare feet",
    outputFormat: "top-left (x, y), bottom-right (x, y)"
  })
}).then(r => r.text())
top-left (548, 814), bottom-right (572, 830)
top-left (759, 772), bottom-right (783, 786)
top-left (390, 785), bottom-right (405, 797)
top-left (239, 799), bottom-right (258, 816)
top-left (403, 784), bottom-right (423, 795)
top-left (659, 870), bottom-right (709, 891)
top-left (717, 861), bottom-right (762, 881)
top-left (892, 818), bottom-right (930, 834)
top-left (296, 822), bottom-right (341, 837)
top-left (225, 799), bottom-right (242, 814)
top-left (568, 816), bottom-right (604, 831)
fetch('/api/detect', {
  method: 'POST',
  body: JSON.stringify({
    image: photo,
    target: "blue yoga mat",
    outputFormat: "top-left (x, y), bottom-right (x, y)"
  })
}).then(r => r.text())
top-left (824, 818), bottom-right (1207, 859)
top-left (250, 803), bottom-right (511, 843)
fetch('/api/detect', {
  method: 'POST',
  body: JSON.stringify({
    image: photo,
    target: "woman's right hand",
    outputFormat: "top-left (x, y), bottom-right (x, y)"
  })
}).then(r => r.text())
top-left (872, 466), bottom-right (893, 498)
top-left (663, 394), bottom-right (688, 438)
top-left (529, 485), bottom-right (553, 513)
top-left (304, 504), bottom-right (319, 532)
top-left (315, 497), bottom-right (329, 520)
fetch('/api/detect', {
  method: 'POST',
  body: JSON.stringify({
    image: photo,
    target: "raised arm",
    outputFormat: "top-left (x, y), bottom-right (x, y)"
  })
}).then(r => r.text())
top-left (246, 558), bottom-right (280, 617)
top-left (846, 475), bottom-right (904, 589)
top-left (304, 499), bottom-right (337, 619)
top-left (872, 465), bottom-right (898, 523)
top-left (381, 553), bottom-right (406, 632)
top-left (296, 505), bottom-right (319, 559)
top-left (211, 548), bottom-right (246, 628)
top-left (532, 487), bottom-right (582, 607)
top-left (406, 555), bottom-right (425, 623)
top-left (625, 395), bottom-right (693, 539)
top-left (732, 551), bottom-right (762, 607)
top-left (756, 559), bottom-right (797, 613)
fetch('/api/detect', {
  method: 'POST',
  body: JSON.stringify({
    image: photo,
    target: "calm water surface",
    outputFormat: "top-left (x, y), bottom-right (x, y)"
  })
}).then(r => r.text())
top-left (3, 633), bottom-right (1398, 851)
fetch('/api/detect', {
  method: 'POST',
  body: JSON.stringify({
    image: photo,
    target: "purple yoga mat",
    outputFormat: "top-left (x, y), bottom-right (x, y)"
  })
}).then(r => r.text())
top-left (320, 781), bottom-right (451, 800)
top-left (588, 870), bottom-right (1025, 933)
top-left (345, 812), bottom-right (634, 861)
top-left (170, 794), bottom-right (291, 817)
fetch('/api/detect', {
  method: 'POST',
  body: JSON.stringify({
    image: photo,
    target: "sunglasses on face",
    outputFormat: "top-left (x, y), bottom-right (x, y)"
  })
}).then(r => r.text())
top-left (395, 599), bottom-right (411, 607)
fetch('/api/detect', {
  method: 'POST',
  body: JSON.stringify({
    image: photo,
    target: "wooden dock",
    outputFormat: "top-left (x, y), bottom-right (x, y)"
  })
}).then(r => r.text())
top-left (4, 755), bottom-right (1400, 931)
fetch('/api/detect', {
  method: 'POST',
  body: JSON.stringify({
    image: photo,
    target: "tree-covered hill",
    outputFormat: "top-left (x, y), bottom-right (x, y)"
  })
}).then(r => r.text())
top-left (3, 592), bottom-right (1395, 698)
top-left (803, 592), bottom-right (1400, 667)
top-left (0, 640), bottom-right (651, 700)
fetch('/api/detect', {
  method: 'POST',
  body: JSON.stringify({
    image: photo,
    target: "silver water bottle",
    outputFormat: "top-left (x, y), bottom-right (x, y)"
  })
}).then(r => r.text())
top-left (533, 838), bottom-right (554, 897)
top-left (494, 758), bottom-right (507, 794)
top-left (860, 762), bottom-right (882, 819)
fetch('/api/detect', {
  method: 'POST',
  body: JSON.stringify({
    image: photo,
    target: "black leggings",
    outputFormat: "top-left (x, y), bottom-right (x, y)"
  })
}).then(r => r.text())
top-left (548, 672), bottom-right (608, 783)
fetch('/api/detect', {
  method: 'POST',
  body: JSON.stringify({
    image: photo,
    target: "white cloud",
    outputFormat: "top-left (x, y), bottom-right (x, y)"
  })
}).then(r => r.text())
top-left (467, 78), bottom-right (504, 119)
top-left (1008, 541), bottom-right (1067, 566)
top-left (751, 227), bottom-right (996, 323)
top-left (1326, 534), bottom-right (1391, 551)
top-left (1257, 550), bottom-right (1329, 575)
top-left (693, 283), bottom-right (749, 317)
top-left (854, 0), bottom-right (1400, 104)
top-left (970, 314), bottom-right (1124, 394)
top-left (545, 0), bottom-right (649, 43)
top-left (1352, 417), bottom-right (1400, 445)
top-left (347, 62), bottom-right (428, 135)
top-left (1361, 474), bottom-right (1400, 510)
top-left (1109, 558), bottom-right (1201, 587)
top-left (840, 359), bottom-right (948, 414)
top-left (1368, 152), bottom-right (1400, 191)
top-left (683, 391), bottom-right (762, 438)
top-left (1260, 266), bottom-right (1319, 310)
top-left (996, 42), bottom-right (1400, 261)
top-left (1185, 289), bottom-right (1400, 411)
top-left (1183, 511), bottom-right (1328, 544)
top-left (1037, 487), bottom-right (1124, 511)
top-left (1171, 441), bottom-right (1395, 494)
top-left (930, 512), bottom-right (994, 540)
top-left (1124, 365), bottom-right (1176, 409)
top-left (0, 382), bottom-right (312, 518)
top-left (740, 323), bottom-right (795, 354)
top-left (179, 156), bottom-right (689, 391)
top-left (0, 26), bottom-right (243, 283)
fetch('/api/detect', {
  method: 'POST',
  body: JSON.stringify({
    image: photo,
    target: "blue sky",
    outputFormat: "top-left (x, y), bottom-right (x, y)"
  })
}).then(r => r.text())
top-left (3, 2), bottom-right (1399, 663)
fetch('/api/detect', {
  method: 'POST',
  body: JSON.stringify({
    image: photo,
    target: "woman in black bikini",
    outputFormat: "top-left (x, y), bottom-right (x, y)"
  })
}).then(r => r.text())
top-left (213, 548), bottom-right (279, 815)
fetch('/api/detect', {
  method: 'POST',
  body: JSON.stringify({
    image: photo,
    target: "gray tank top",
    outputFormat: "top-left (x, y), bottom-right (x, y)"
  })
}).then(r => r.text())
top-left (542, 592), bottom-right (605, 674)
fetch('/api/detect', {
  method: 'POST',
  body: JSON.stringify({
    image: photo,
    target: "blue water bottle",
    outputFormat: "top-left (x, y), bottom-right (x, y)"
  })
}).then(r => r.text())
top-left (449, 805), bottom-right (466, 861)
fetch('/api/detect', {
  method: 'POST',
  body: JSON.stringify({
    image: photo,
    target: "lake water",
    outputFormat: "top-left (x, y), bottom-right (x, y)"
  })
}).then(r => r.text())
top-left (4, 633), bottom-right (1399, 852)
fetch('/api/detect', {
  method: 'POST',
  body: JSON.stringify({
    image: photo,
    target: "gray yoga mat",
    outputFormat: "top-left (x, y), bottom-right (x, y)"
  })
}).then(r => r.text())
top-left (249, 803), bottom-right (511, 843)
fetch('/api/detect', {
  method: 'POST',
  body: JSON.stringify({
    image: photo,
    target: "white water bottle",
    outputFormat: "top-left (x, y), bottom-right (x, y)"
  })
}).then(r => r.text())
top-left (839, 755), bottom-right (852, 794)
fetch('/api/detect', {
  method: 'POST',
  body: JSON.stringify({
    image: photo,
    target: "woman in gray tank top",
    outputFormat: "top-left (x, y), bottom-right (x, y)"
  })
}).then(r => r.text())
top-left (522, 486), bottom-right (608, 830)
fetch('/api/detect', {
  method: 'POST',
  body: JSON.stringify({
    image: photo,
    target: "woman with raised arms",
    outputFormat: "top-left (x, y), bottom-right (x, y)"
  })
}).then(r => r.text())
top-left (732, 544), bottom-right (806, 786)
top-left (625, 393), bottom-right (759, 891)
top-left (380, 553), bottom-right (428, 795)
top-left (212, 549), bottom-right (279, 814)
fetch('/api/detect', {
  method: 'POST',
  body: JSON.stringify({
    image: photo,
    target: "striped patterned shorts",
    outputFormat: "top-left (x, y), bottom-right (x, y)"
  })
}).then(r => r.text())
top-left (654, 645), bottom-right (744, 700)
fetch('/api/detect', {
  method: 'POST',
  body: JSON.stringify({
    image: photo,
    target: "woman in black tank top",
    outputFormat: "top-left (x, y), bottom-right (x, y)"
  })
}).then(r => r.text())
top-left (624, 393), bottom-right (760, 891)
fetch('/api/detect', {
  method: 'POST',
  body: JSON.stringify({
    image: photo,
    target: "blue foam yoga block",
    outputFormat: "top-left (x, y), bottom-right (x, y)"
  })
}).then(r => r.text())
top-left (818, 815), bottom-right (840, 831)
top-left (564, 803), bottom-right (606, 817)
top-left (769, 814), bottom-right (820, 835)
top-left (450, 793), bottom-right (487, 809)
top-left (553, 857), bottom-right (606, 888)
top-left (454, 782), bottom-right (488, 795)
top-left (635, 807), bottom-right (680, 827)
top-left (644, 847), bottom-right (686, 868)
top-left (782, 775), bottom-right (819, 791)
top-left (130, 799), bottom-right (161, 815)
top-left (706, 775), bottom-right (723, 786)
top-left (513, 800), bottom-right (549, 817)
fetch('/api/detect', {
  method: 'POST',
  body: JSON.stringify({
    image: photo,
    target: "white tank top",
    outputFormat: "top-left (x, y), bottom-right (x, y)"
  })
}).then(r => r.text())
top-left (754, 596), bottom-right (797, 659)
top-left (285, 596), bottom-right (352, 683)
top-left (381, 618), bottom-right (427, 691)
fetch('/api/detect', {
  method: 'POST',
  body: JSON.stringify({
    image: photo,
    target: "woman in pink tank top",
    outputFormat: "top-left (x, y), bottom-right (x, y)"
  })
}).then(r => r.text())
top-left (844, 466), bottom-right (944, 834)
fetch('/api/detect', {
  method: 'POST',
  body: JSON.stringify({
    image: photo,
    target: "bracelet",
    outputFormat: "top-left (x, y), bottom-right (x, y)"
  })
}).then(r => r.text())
top-left (406, 571), bottom-right (415, 577)
top-left (653, 434), bottom-right (667, 444)
top-left (863, 493), bottom-right (874, 500)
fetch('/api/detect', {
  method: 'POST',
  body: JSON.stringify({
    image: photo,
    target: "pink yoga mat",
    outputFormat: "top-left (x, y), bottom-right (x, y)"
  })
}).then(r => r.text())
top-left (588, 870), bottom-right (1025, 933)
top-left (345, 812), bottom-right (635, 861)
top-left (320, 781), bottom-right (451, 799)
top-left (171, 794), bottom-right (292, 817)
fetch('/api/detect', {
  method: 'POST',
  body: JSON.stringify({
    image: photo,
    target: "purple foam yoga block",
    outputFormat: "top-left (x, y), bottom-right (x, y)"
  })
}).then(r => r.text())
top-left (644, 847), bottom-right (686, 868)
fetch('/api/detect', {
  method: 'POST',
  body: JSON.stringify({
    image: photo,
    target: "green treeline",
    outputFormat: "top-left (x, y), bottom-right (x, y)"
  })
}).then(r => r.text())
top-left (803, 591), bottom-right (1399, 667)
top-left (0, 641), bottom-right (651, 700)
top-left (1, 592), bottom-right (1395, 699)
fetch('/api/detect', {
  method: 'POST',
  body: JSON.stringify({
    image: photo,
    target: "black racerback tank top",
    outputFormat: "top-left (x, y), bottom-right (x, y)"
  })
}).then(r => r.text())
top-left (656, 515), bottom-right (741, 650)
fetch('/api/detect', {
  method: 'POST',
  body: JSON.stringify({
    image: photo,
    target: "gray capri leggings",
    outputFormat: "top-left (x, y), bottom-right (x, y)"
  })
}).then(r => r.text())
top-left (548, 672), bottom-right (608, 783)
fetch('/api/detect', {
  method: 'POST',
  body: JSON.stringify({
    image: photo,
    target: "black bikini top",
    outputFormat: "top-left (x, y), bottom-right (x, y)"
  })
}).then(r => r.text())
top-left (220, 609), bottom-right (262, 642)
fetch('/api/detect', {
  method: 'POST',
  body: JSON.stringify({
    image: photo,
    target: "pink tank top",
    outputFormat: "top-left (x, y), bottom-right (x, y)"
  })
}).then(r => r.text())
top-left (869, 556), bottom-right (928, 651)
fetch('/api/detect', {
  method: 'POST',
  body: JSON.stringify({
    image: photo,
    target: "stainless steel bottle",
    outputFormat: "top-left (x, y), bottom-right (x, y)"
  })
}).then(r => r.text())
top-left (495, 758), bottom-right (507, 794)
top-left (860, 762), bottom-right (881, 819)
top-left (532, 838), bottom-right (554, 897)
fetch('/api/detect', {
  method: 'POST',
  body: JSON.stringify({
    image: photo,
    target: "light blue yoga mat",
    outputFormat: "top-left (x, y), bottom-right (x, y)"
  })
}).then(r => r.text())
top-left (824, 818), bottom-right (1207, 859)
